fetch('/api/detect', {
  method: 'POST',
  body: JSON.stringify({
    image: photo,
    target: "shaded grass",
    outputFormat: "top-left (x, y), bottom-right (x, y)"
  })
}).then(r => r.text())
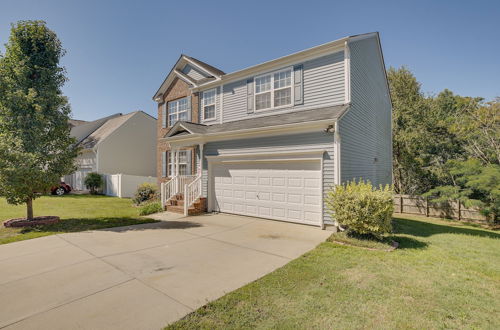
top-left (327, 231), bottom-right (396, 250)
top-left (0, 195), bottom-right (158, 244)
top-left (167, 214), bottom-right (500, 329)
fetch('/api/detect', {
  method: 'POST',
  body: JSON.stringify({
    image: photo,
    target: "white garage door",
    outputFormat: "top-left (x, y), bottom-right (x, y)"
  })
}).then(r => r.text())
top-left (212, 160), bottom-right (322, 226)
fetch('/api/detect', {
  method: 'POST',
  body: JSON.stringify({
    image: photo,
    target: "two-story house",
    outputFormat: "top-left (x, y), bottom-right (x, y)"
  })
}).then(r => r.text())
top-left (153, 32), bottom-right (392, 228)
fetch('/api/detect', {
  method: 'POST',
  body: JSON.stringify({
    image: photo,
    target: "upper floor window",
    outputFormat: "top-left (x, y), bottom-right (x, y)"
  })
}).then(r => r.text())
top-left (202, 89), bottom-right (216, 120)
top-left (255, 68), bottom-right (292, 111)
top-left (168, 97), bottom-right (189, 126)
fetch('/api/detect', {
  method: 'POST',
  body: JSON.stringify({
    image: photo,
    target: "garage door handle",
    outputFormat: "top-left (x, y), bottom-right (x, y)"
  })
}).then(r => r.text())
top-left (256, 193), bottom-right (259, 200)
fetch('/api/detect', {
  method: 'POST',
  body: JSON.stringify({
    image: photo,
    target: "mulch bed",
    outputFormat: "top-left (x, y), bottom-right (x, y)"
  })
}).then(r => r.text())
top-left (3, 216), bottom-right (60, 228)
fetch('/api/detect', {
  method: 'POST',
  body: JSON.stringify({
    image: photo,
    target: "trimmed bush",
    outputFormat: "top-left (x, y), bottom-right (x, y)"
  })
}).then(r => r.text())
top-left (325, 180), bottom-right (393, 238)
top-left (139, 201), bottom-right (163, 215)
top-left (84, 172), bottom-right (103, 195)
top-left (133, 183), bottom-right (158, 205)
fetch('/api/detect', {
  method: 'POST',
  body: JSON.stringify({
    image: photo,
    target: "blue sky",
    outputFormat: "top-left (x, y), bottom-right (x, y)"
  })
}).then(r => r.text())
top-left (1, 0), bottom-right (499, 121)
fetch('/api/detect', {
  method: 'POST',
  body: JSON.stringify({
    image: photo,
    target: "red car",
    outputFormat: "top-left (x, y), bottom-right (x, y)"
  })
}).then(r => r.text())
top-left (51, 182), bottom-right (72, 196)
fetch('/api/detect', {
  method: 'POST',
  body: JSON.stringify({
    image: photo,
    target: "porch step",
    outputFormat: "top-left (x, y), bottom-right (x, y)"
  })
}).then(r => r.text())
top-left (165, 197), bottom-right (207, 215)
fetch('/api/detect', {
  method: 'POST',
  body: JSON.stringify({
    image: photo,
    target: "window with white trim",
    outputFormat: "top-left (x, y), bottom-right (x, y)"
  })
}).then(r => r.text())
top-left (202, 89), bottom-right (216, 120)
top-left (167, 150), bottom-right (190, 176)
top-left (167, 97), bottom-right (189, 126)
top-left (255, 68), bottom-right (292, 111)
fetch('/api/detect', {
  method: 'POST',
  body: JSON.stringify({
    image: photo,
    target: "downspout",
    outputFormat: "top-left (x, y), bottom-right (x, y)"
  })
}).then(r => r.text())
top-left (344, 40), bottom-right (351, 104)
top-left (334, 121), bottom-right (345, 231)
top-left (334, 121), bottom-right (341, 186)
top-left (93, 146), bottom-right (99, 173)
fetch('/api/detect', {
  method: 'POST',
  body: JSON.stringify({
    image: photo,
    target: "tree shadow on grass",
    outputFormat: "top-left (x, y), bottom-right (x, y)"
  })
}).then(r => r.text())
top-left (393, 217), bottom-right (500, 240)
top-left (20, 217), bottom-right (202, 234)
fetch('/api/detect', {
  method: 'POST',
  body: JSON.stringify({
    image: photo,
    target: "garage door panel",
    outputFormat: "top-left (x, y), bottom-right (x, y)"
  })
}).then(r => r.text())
top-left (287, 194), bottom-right (302, 203)
top-left (272, 193), bottom-right (285, 202)
top-left (305, 178), bottom-right (322, 187)
top-left (212, 160), bottom-right (322, 226)
top-left (233, 176), bottom-right (245, 184)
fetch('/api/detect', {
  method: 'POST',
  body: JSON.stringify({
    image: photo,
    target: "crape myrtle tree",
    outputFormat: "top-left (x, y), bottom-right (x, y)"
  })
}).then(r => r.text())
top-left (0, 21), bottom-right (77, 220)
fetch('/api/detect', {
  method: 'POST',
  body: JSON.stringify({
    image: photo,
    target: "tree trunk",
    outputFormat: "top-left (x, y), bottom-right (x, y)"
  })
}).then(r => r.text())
top-left (26, 198), bottom-right (33, 220)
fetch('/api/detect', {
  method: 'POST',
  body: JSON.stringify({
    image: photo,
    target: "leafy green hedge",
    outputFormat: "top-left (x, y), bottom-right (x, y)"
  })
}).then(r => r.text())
top-left (133, 183), bottom-right (158, 205)
top-left (139, 201), bottom-right (162, 216)
top-left (325, 180), bottom-right (393, 238)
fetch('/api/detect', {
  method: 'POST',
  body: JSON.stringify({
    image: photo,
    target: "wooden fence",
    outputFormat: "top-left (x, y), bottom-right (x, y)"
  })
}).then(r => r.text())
top-left (393, 194), bottom-right (488, 222)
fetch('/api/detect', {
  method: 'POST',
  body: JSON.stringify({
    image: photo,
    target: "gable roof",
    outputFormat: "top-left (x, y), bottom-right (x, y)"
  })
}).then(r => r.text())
top-left (71, 113), bottom-right (123, 145)
top-left (154, 32), bottom-right (380, 100)
top-left (184, 56), bottom-right (225, 77)
top-left (153, 55), bottom-right (224, 101)
top-left (72, 111), bottom-right (153, 150)
top-left (164, 104), bottom-right (349, 139)
top-left (69, 119), bottom-right (87, 127)
top-left (78, 112), bottom-right (138, 149)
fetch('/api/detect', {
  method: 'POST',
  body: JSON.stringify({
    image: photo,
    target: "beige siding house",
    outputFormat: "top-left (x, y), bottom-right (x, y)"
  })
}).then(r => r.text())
top-left (66, 111), bottom-right (157, 191)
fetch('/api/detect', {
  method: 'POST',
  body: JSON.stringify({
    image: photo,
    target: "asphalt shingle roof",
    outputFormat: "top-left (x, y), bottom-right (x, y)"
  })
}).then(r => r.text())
top-left (167, 104), bottom-right (349, 138)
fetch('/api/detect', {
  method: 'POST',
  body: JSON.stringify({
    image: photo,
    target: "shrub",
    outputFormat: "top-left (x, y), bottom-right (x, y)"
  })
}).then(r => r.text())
top-left (139, 201), bottom-right (163, 215)
top-left (84, 172), bottom-right (103, 195)
top-left (133, 183), bottom-right (158, 205)
top-left (325, 180), bottom-right (393, 238)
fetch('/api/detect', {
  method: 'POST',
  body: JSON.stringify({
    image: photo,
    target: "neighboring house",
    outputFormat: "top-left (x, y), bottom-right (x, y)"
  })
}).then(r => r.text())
top-left (154, 32), bottom-right (392, 228)
top-left (65, 111), bottom-right (157, 191)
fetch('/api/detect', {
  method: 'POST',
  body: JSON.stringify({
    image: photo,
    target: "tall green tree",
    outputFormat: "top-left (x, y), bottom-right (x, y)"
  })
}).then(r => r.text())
top-left (425, 89), bottom-right (481, 184)
top-left (425, 99), bottom-right (500, 222)
top-left (0, 20), bottom-right (77, 220)
top-left (388, 66), bottom-right (433, 194)
top-left (450, 98), bottom-right (500, 165)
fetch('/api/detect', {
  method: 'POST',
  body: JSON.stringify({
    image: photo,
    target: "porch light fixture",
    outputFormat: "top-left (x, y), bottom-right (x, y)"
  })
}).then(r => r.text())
top-left (324, 124), bottom-right (335, 133)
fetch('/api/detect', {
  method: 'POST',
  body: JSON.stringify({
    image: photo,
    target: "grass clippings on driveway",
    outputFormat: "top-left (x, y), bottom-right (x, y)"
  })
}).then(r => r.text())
top-left (167, 214), bottom-right (500, 329)
top-left (0, 194), bottom-right (158, 245)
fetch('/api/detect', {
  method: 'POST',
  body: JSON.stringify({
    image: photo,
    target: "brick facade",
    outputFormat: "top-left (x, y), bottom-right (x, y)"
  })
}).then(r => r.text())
top-left (156, 78), bottom-right (199, 186)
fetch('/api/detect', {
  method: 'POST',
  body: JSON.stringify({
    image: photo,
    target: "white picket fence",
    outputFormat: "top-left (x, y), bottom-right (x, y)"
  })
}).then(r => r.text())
top-left (103, 174), bottom-right (156, 198)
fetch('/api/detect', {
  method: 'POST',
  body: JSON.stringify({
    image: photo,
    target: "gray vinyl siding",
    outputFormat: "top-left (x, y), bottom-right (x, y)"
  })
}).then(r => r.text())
top-left (199, 86), bottom-right (221, 124)
top-left (182, 64), bottom-right (208, 81)
top-left (222, 51), bottom-right (345, 123)
top-left (339, 36), bottom-right (392, 187)
top-left (201, 131), bottom-right (336, 224)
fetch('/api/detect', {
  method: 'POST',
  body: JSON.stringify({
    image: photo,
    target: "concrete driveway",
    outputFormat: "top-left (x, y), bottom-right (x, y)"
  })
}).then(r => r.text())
top-left (0, 213), bottom-right (330, 330)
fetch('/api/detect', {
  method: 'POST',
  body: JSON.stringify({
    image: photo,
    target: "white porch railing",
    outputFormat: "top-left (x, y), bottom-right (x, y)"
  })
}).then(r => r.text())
top-left (178, 175), bottom-right (197, 192)
top-left (161, 175), bottom-right (202, 215)
top-left (161, 176), bottom-right (177, 208)
top-left (184, 175), bottom-right (202, 216)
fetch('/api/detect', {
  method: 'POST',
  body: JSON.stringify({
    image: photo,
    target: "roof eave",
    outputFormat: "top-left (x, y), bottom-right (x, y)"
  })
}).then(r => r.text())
top-left (161, 117), bottom-right (340, 143)
top-left (153, 55), bottom-right (224, 101)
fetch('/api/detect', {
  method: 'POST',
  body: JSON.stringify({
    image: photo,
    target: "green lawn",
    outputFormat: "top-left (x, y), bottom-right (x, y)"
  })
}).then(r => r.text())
top-left (0, 194), bottom-right (158, 245)
top-left (168, 214), bottom-right (500, 329)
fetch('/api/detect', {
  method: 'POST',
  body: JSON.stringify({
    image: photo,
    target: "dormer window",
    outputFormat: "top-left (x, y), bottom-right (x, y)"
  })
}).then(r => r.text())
top-left (255, 67), bottom-right (292, 111)
top-left (202, 89), bottom-right (216, 120)
top-left (168, 97), bottom-right (189, 126)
